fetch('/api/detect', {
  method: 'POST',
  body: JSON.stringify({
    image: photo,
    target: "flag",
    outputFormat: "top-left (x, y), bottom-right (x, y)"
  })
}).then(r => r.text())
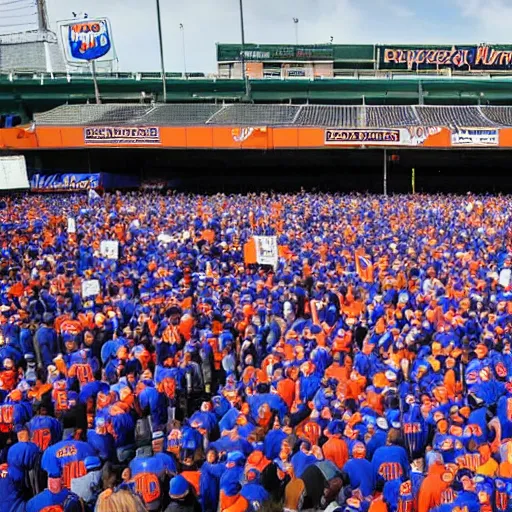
top-left (355, 249), bottom-right (374, 283)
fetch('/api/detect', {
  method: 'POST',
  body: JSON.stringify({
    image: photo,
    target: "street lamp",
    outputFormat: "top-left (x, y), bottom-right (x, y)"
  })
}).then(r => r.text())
top-left (293, 17), bottom-right (299, 45)
top-left (180, 23), bottom-right (187, 78)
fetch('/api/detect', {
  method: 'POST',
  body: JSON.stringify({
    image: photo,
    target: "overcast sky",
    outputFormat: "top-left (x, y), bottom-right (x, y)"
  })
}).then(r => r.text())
top-left (1, 0), bottom-right (512, 72)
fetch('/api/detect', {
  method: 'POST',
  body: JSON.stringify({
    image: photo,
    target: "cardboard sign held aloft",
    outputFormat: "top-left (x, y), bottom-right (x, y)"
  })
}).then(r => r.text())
top-left (100, 240), bottom-right (119, 260)
top-left (82, 279), bottom-right (100, 298)
top-left (67, 217), bottom-right (76, 233)
top-left (244, 236), bottom-right (278, 269)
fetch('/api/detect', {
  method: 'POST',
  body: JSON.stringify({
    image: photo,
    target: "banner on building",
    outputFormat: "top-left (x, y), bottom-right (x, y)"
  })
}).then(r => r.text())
top-left (380, 45), bottom-right (512, 71)
top-left (217, 44), bottom-right (334, 62)
top-left (84, 127), bottom-right (161, 145)
top-left (58, 17), bottom-right (116, 64)
top-left (451, 128), bottom-right (499, 146)
top-left (325, 129), bottom-right (401, 145)
top-left (82, 279), bottom-right (100, 298)
top-left (31, 173), bottom-right (101, 191)
top-left (100, 240), bottom-right (119, 260)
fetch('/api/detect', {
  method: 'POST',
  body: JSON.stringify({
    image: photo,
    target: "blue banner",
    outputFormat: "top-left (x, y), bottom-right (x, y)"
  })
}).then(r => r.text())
top-left (68, 19), bottom-right (112, 61)
top-left (31, 173), bottom-right (101, 191)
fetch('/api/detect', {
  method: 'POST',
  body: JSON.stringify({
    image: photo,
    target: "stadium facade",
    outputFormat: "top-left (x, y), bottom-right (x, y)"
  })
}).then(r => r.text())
top-left (4, 41), bottom-right (512, 193)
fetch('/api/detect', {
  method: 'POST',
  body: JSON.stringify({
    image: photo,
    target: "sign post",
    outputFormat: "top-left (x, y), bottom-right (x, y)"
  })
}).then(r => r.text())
top-left (90, 60), bottom-right (101, 104)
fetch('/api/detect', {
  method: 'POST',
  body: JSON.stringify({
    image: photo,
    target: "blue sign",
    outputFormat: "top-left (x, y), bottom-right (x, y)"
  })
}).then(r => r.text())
top-left (31, 173), bottom-right (101, 191)
top-left (68, 19), bottom-right (112, 61)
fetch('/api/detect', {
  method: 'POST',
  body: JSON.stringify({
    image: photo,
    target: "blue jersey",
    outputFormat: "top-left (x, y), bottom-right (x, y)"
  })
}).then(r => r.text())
top-left (129, 453), bottom-right (177, 510)
top-left (28, 415), bottom-right (63, 451)
top-left (371, 445), bottom-right (410, 485)
top-left (42, 440), bottom-right (96, 489)
top-left (26, 489), bottom-right (72, 512)
top-left (343, 458), bottom-right (374, 497)
top-left (240, 483), bottom-right (270, 512)
top-left (0, 401), bottom-right (31, 434)
top-left (0, 465), bottom-right (24, 512)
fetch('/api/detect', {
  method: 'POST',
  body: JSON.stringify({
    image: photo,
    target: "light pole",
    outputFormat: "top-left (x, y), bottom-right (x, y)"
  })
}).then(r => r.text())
top-left (238, 0), bottom-right (251, 100)
top-left (293, 17), bottom-right (299, 45)
top-left (156, 0), bottom-right (167, 102)
top-left (180, 23), bottom-right (187, 78)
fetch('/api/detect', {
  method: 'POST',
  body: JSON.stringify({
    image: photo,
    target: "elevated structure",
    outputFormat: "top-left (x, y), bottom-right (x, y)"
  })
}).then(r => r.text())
top-left (0, 0), bottom-right (65, 73)
top-left (217, 43), bottom-right (512, 78)
top-left (31, 103), bottom-right (512, 129)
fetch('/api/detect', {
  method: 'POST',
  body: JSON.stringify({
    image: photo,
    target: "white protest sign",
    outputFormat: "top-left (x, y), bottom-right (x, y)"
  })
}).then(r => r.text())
top-left (82, 279), bottom-right (100, 298)
top-left (158, 233), bottom-right (172, 244)
top-left (100, 240), bottom-right (119, 260)
top-left (254, 236), bottom-right (278, 268)
top-left (499, 268), bottom-right (511, 288)
top-left (67, 217), bottom-right (76, 233)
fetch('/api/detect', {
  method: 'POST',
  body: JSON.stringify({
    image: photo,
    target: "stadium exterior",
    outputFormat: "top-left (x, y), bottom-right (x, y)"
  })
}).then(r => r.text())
top-left (3, 43), bottom-right (512, 192)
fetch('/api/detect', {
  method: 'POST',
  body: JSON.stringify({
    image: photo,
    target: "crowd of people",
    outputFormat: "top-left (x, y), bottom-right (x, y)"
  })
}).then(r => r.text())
top-left (0, 191), bottom-right (511, 512)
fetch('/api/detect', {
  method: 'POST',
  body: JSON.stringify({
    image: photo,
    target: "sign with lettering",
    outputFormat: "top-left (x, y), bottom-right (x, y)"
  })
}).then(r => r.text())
top-left (82, 279), bottom-right (100, 298)
top-left (84, 127), bottom-right (161, 145)
top-left (381, 45), bottom-right (512, 70)
top-left (58, 17), bottom-right (116, 64)
top-left (217, 44), bottom-right (334, 62)
top-left (100, 240), bottom-right (119, 260)
top-left (451, 128), bottom-right (499, 146)
top-left (67, 217), bottom-right (76, 233)
top-left (254, 236), bottom-right (278, 268)
top-left (325, 129), bottom-right (401, 145)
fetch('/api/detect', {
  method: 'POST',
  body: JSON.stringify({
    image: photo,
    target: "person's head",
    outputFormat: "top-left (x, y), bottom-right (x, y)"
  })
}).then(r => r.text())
top-left (387, 428), bottom-right (401, 446)
top-left (84, 456), bottom-right (102, 474)
top-left (152, 431), bottom-right (165, 453)
top-left (16, 426), bottom-right (29, 443)
top-left (206, 449), bottom-right (218, 464)
top-left (121, 467), bottom-right (131, 482)
top-left (169, 475), bottom-right (190, 501)
top-left (352, 442), bottom-right (366, 459)
top-left (48, 476), bottom-right (62, 494)
top-left (96, 489), bottom-right (147, 512)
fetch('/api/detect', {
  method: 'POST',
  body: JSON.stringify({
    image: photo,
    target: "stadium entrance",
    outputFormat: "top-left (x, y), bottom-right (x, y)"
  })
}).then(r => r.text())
top-left (23, 148), bottom-right (512, 194)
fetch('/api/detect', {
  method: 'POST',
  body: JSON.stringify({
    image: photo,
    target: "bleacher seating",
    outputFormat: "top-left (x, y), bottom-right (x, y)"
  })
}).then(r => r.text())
top-left (480, 107), bottom-right (512, 127)
top-left (366, 106), bottom-right (418, 127)
top-left (33, 103), bottom-right (512, 128)
top-left (208, 104), bottom-right (299, 125)
top-left (139, 104), bottom-right (222, 125)
top-left (34, 105), bottom-right (154, 126)
top-left (414, 106), bottom-right (490, 128)
top-left (294, 106), bottom-right (360, 127)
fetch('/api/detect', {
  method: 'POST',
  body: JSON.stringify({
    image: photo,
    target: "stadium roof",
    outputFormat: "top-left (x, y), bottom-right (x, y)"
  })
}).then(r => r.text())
top-left (32, 103), bottom-right (512, 129)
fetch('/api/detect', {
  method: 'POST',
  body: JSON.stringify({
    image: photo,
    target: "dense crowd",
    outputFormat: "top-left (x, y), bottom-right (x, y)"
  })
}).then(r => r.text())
top-left (0, 191), bottom-right (511, 512)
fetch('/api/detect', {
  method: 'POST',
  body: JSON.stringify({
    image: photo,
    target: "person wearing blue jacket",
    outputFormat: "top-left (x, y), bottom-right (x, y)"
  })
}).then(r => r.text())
top-left (199, 448), bottom-right (226, 512)
top-left (342, 442), bottom-right (374, 498)
top-left (0, 463), bottom-right (25, 512)
top-left (34, 313), bottom-right (59, 369)
top-left (371, 429), bottom-right (410, 486)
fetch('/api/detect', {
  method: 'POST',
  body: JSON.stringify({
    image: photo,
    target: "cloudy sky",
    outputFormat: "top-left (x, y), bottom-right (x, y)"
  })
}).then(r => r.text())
top-left (1, 0), bottom-right (511, 72)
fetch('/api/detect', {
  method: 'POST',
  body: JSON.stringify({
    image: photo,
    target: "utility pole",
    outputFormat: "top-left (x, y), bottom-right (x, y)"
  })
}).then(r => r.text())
top-left (238, 0), bottom-right (251, 100)
top-left (156, 0), bottom-right (167, 102)
top-left (180, 24), bottom-right (187, 78)
top-left (36, 0), bottom-right (50, 31)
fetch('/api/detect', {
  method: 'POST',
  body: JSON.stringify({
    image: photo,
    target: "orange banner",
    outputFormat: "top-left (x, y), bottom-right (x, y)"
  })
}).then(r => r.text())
top-left (0, 124), bottom-right (502, 150)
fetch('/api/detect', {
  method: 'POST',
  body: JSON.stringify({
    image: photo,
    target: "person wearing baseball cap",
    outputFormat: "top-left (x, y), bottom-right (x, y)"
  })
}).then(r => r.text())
top-left (165, 474), bottom-right (201, 512)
